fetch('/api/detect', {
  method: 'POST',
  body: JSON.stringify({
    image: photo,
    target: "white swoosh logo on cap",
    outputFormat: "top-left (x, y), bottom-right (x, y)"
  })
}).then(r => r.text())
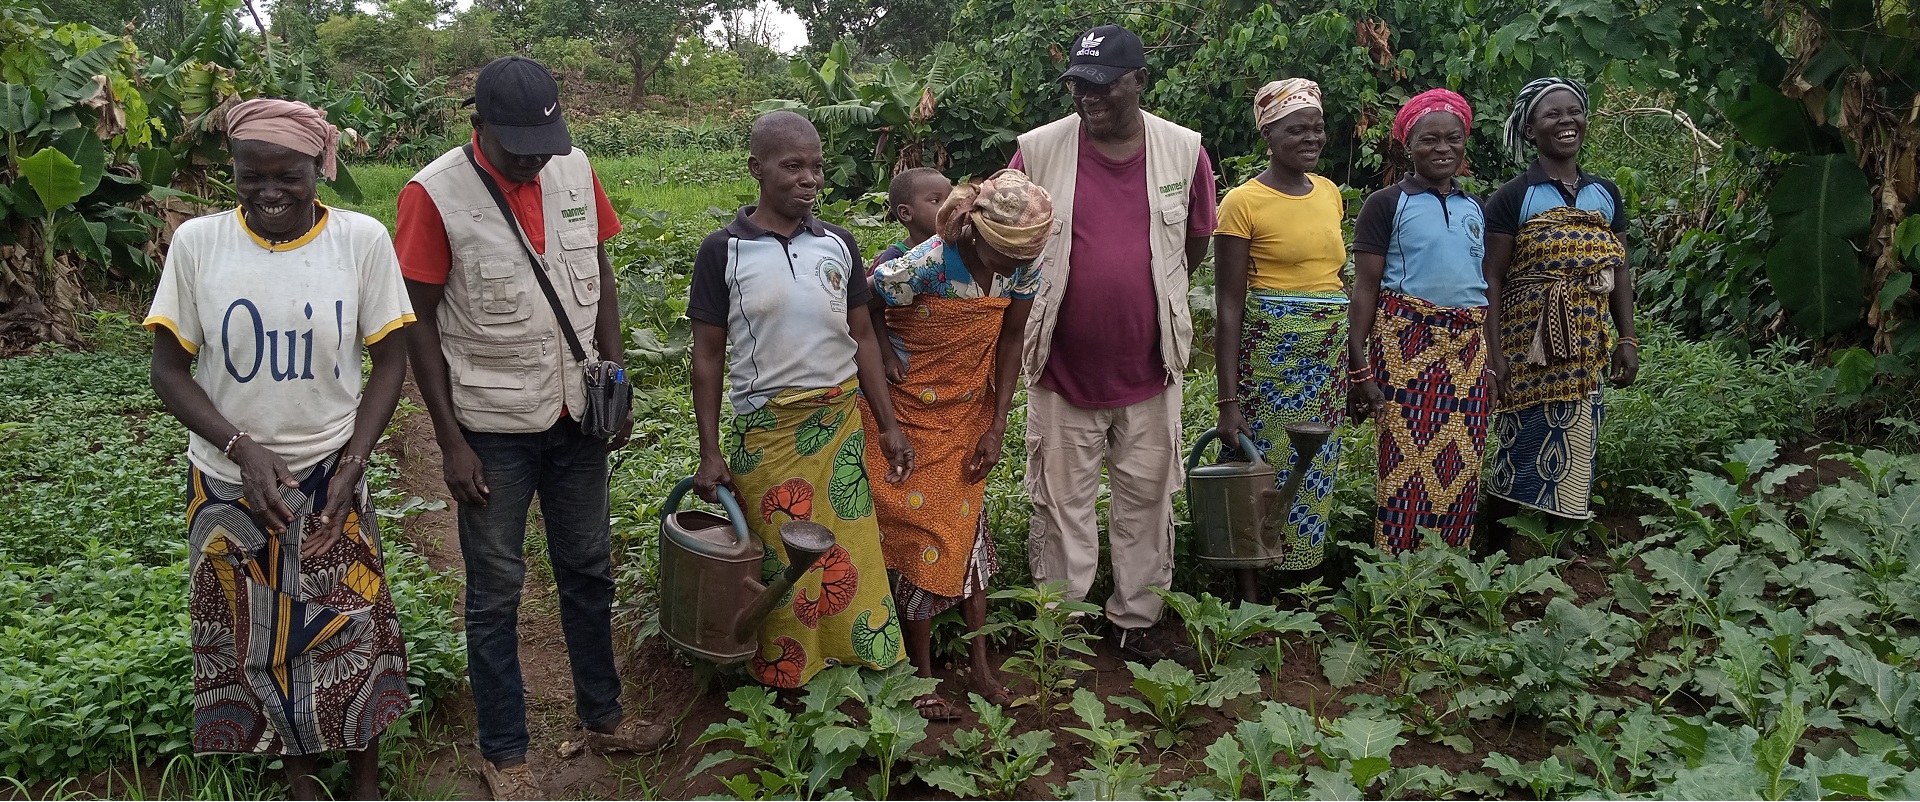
top-left (544, 103), bottom-right (556, 116)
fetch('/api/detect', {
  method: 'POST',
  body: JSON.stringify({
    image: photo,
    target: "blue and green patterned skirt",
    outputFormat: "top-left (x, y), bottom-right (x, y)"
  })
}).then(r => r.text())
top-left (1222, 290), bottom-right (1348, 570)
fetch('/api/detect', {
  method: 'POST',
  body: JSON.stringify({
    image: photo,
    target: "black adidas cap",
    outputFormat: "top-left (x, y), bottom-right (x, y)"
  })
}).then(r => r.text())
top-left (1059, 25), bottom-right (1146, 86)
top-left (466, 56), bottom-right (571, 156)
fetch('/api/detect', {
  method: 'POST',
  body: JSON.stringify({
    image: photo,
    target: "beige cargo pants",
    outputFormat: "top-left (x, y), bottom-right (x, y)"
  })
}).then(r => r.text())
top-left (1024, 381), bottom-right (1183, 631)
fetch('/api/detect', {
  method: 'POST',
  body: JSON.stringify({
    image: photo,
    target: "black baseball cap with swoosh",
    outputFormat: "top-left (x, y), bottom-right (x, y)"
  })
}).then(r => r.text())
top-left (466, 56), bottom-right (573, 156)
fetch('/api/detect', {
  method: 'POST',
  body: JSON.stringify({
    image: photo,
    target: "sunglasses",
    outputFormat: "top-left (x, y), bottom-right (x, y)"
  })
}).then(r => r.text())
top-left (1064, 70), bottom-right (1141, 97)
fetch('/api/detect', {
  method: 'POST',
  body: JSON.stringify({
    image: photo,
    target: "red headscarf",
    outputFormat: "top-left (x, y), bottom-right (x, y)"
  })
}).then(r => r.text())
top-left (1391, 88), bottom-right (1472, 145)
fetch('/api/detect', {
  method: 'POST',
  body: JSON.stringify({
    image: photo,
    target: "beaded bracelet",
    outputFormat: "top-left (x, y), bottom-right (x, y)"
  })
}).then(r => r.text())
top-left (340, 454), bottom-right (370, 468)
top-left (222, 430), bottom-right (249, 458)
top-left (1349, 373), bottom-right (1375, 385)
top-left (1213, 396), bottom-right (1240, 407)
top-left (1619, 336), bottom-right (1640, 349)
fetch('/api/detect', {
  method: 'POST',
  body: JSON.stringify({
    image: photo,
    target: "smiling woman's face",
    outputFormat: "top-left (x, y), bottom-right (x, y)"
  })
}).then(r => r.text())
top-left (1526, 88), bottom-right (1588, 161)
top-left (1264, 107), bottom-right (1326, 176)
top-left (1407, 112), bottom-right (1466, 185)
top-left (231, 139), bottom-right (320, 240)
top-left (749, 132), bottom-right (825, 220)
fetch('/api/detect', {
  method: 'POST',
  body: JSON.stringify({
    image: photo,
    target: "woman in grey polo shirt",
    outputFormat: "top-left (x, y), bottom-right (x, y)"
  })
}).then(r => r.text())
top-left (685, 111), bottom-right (913, 688)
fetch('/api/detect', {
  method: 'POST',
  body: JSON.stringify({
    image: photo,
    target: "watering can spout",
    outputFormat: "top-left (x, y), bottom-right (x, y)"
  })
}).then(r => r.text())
top-left (731, 521), bottom-right (836, 644)
top-left (1262, 422), bottom-right (1335, 533)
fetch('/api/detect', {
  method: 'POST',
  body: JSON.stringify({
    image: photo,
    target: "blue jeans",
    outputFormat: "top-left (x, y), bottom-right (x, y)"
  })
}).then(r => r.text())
top-left (459, 420), bottom-right (622, 765)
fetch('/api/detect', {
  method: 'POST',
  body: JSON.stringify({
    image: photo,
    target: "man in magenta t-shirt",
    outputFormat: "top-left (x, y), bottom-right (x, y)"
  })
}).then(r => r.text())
top-left (1010, 24), bottom-right (1217, 665)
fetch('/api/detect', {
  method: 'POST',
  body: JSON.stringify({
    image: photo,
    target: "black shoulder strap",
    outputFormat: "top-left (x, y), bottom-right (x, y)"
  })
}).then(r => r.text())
top-left (463, 144), bottom-right (588, 364)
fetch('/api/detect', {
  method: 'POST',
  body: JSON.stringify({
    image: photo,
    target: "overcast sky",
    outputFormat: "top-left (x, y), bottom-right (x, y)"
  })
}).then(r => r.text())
top-left (441, 0), bottom-right (810, 51)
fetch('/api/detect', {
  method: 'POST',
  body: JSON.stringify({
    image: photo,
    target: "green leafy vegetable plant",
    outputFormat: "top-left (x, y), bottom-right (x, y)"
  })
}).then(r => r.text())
top-left (1154, 588), bottom-right (1323, 676)
top-left (1053, 689), bottom-right (1158, 801)
top-left (914, 695), bottom-right (1055, 799)
top-left (689, 670), bottom-right (866, 801)
top-left (976, 582), bottom-right (1100, 717)
top-left (1111, 660), bottom-right (1260, 749)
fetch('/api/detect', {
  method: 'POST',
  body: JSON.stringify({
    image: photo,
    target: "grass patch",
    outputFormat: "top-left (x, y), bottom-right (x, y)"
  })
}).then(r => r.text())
top-left (0, 327), bottom-right (466, 790)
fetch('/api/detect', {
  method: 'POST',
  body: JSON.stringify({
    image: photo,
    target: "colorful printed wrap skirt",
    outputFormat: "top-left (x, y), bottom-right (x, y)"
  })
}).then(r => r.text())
top-left (1221, 290), bottom-right (1348, 570)
top-left (728, 379), bottom-right (907, 687)
top-left (858, 294), bottom-right (1008, 620)
top-left (1489, 206), bottom-right (1623, 519)
top-left (188, 452), bottom-right (411, 756)
top-left (1488, 392), bottom-right (1604, 520)
top-left (1368, 290), bottom-right (1491, 553)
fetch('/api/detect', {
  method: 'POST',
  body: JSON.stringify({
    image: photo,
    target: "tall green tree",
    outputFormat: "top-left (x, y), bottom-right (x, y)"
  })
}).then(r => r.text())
top-left (265, 0), bottom-right (358, 52)
top-left (599, 0), bottom-right (745, 104)
top-left (37, 0), bottom-right (195, 51)
top-left (778, 0), bottom-right (952, 61)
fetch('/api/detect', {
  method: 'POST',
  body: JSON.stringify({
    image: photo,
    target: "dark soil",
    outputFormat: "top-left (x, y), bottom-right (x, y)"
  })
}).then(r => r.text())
top-left (373, 392), bottom-right (1862, 800)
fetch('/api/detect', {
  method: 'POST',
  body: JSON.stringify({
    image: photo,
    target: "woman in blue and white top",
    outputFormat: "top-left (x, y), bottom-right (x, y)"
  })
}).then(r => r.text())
top-left (1482, 77), bottom-right (1639, 556)
top-left (1345, 88), bottom-right (1495, 554)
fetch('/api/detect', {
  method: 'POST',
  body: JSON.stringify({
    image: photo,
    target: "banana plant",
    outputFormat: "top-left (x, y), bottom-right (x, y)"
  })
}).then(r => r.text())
top-left (757, 40), bottom-right (984, 193)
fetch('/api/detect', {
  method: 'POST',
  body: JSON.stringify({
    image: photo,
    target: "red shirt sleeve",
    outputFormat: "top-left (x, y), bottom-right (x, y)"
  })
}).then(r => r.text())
top-left (394, 182), bottom-right (452, 284)
top-left (1187, 146), bottom-right (1219, 238)
top-left (592, 172), bottom-right (623, 242)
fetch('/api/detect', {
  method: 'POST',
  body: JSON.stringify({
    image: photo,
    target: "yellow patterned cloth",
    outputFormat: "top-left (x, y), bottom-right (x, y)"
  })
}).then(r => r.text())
top-left (1368, 290), bottom-right (1490, 552)
top-left (728, 379), bottom-right (906, 687)
top-left (1496, 205), bottom-right (1622, 410)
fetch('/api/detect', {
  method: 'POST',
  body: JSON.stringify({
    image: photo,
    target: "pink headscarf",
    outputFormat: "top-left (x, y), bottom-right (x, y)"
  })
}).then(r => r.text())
top-left (1391, 88), bottom-right (1472, 145)
top-left (224, 98), bottom-right (342, 180)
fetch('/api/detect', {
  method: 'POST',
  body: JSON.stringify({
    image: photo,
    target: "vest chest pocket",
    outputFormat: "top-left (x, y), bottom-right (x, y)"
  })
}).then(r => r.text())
top-left (463, 244), bottom-right (534, 324)
top-left (556, 225), bottom-right (600, 307)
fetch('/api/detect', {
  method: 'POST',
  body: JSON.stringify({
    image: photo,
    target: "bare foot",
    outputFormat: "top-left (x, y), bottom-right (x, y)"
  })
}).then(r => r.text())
top-left (967, 663), bottom-right (1015, 707)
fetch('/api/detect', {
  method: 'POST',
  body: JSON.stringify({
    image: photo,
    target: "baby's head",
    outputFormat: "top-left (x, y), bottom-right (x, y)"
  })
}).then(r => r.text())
top-left (887, 167), bottom-right (951, 244)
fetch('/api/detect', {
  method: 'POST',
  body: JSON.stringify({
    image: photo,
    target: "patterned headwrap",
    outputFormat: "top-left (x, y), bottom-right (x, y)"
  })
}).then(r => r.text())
top-left (224, 98), bottom-right (342, 180)
top-left (1504, 77), bottom-right (1589, 162)
top-left (1391, 88), bottom-right (1472, 145)
top-left (936, 169), bottom-right (1054, 262)
top-left (1254, 78), bottom-right (1322, 131)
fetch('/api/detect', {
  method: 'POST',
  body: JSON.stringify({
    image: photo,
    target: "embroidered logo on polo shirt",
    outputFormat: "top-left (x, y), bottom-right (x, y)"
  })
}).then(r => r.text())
top-left (818, 256), bottom-right (849, 311)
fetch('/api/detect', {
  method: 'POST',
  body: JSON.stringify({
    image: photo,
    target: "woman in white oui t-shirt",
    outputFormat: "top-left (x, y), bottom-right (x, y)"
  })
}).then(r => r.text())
top-left (144, 98), bottom-right (415, 799)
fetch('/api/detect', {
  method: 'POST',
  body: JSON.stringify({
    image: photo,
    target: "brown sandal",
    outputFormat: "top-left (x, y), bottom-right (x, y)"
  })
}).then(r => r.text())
top-left (915, 693), bottom-right (963, 721)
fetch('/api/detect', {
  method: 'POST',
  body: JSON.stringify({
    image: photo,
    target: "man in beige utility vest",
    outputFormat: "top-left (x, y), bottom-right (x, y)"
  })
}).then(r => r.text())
top-left (394, 55), bottom-right (667, 800)
top-left (1010, 24), bottom-right (1218, 665)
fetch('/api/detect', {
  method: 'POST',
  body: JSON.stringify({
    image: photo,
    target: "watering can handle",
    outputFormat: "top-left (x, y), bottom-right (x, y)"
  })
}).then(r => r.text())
top-left (662, 477), bottom-right (753, 549)
top-left (1184, 427), bottom-right (1265, 475)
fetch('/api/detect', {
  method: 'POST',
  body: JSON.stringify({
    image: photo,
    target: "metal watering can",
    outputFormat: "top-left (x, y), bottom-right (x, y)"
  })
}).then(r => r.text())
top-left (657, 477), bottom-right (835, 664)
top-left (1185, 422), bottom-right (1335, 568)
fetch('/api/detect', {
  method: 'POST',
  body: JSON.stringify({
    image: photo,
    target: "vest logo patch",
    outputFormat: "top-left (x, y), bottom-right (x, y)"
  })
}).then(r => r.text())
top-left (561, 205), bottom-right (588, 223)
top-left (1159, 179), bottom-right (1186, 195)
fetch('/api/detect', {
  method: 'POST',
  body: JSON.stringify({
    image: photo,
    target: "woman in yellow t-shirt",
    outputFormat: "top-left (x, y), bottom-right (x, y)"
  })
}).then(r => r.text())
top-left (1212, 78), bottom-right (1348, 603)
